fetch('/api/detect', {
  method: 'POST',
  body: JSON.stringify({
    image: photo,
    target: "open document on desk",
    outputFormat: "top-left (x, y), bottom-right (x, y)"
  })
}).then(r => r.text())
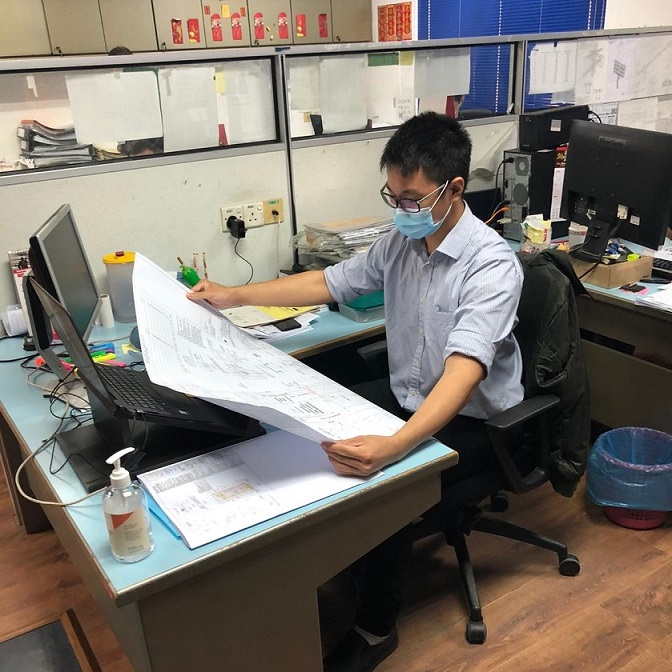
top-left (132, 253), bottom-right (404, 444)
top-left (138, 430), bottom-right (369, 549)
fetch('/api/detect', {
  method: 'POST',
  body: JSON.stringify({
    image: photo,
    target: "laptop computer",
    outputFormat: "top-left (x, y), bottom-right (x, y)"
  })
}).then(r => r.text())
top-left (30, 277), bottom-right (263, 491)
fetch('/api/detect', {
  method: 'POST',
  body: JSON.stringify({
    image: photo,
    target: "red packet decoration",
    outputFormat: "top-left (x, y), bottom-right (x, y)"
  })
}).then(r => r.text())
top-left (187, 18), bottom-right (201, 43)
top-left (295, 13), bottom-right (306, 39)
top-left (203, 5), bottom-right (210, 15)
top-left (171, 18), bottom-right (184, 45)
top-left (231, 12), bottom-right (243, 40)
top-left (278, 12), bottom-right (289, 39)
top-left (254, 12), bottom-right (265, 41)
top-left (318, 13), bottom-right (328, 38)
top-left (211, 14), bottom-right (223, 41)
top-left (401, 2), bottom-right (412, 40)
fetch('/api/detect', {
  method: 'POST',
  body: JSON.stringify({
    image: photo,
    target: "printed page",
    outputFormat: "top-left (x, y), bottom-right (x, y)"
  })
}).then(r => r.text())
top-left (139, 431), bottom-right (375, 548)
top-left (66, 71), bottom-right (163, 144)
top-left (132, 254), bottom-right (405, 442)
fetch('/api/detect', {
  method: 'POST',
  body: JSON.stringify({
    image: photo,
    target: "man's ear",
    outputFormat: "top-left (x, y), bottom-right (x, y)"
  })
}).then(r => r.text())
top-left (449, 177), bottom-right (465, 199)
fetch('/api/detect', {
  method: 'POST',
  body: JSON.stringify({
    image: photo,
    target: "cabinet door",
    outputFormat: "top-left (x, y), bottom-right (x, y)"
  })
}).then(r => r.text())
top-left (331, 0), bottom-right (372, 43)
top-left (99, 0), bottom-right (158, 52)
top-left (0, 0), bottom-right (51, 57)
top-left (42, 0), bottom-right (107, 54)
top-left (201, 2), bottom-right (251, 47)
top-left (152, 0), bottom-right (206, 49)
top-left (290, 0), bottom-right (331, 44)
top-left (247, 0), bottom-right (292, 45)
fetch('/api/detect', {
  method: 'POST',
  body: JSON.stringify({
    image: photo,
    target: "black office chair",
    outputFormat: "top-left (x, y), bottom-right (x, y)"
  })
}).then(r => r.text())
top-left (357, 249), bottom-right (590, 644)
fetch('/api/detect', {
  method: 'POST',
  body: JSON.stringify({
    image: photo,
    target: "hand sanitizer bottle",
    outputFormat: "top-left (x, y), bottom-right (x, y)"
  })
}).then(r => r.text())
top-left (103, 447), bottom-right (154, 563)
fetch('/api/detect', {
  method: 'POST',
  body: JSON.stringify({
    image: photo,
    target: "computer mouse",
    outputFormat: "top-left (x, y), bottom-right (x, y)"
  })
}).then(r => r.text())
top-left (129, 326), bottom-right (142, 350)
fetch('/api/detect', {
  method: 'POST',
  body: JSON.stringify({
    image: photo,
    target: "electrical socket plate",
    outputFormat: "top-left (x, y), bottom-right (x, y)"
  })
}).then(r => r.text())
top-left (221, 205), bottom-right (243, 233)
top-left (243, 202), bottom-right (264, 229)
top-left (263, 198), bottom-right (284, 224)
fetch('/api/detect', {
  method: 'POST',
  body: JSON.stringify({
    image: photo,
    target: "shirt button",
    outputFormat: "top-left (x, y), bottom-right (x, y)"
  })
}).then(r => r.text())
top-left (419, 297), bottom-right (425, 304)
top-left (410, 390), bottom-right (417, 396)
top-left (418, 328), bottom-right (423, 337)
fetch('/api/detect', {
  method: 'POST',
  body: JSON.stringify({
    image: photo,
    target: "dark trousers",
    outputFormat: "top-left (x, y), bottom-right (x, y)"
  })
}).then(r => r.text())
top-left (348, 378), bottom-right (497, 636)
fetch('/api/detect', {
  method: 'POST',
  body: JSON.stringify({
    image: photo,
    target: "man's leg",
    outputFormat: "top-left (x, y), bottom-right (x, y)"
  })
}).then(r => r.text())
top-left (324, 379), bottom-right (497, 671)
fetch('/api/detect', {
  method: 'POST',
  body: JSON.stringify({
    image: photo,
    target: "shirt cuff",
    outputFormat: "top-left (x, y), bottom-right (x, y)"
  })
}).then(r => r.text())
top-left (444, 330), bottom-right (496, 376)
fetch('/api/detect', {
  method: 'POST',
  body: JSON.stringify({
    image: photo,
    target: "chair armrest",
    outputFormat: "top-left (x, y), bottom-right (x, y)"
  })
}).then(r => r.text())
top-left (357, 339), bottom-right (389, 378)
top-left (484, 395), bottom-right (560, 494)
top-left (484, 395), bottom-right (560, 432)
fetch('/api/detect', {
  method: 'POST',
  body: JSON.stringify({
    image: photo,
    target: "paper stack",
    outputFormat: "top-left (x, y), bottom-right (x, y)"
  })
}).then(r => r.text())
top-left (17, 120), bottom-right (93, 168)
top-left (293, 216), bottom-right (394, 266)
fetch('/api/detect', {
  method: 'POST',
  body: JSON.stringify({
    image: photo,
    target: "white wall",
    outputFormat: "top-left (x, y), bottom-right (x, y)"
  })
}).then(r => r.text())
top-left (0, 152), bottom-right (292, 319)
top-left (292, 119), bottom-right (518, 227)
top-left (605, 0), bottom-right (672, 28)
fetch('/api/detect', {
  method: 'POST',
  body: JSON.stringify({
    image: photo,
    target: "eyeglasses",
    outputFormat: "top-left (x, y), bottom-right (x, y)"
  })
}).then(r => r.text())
top-left (379, 180), bottom-right (450, 213)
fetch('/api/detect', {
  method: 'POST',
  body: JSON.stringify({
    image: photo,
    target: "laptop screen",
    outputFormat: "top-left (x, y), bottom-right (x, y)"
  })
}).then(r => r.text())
top-left (29, 277), bottom-right (117, 415)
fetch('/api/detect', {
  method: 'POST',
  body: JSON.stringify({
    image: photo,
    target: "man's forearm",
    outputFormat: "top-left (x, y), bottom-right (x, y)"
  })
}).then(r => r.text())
top-left (230, 270), bottom-right (334, 307)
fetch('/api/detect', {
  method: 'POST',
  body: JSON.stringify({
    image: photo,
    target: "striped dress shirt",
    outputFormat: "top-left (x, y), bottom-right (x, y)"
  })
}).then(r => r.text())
top-left (324, 203), bottom-right (524, 419)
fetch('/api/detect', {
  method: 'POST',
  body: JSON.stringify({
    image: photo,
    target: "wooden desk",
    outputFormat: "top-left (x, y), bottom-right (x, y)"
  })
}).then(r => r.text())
top-left (577, 283), bottom-right (672, 433)
top-left (0, 334), bottom-right (455, 672)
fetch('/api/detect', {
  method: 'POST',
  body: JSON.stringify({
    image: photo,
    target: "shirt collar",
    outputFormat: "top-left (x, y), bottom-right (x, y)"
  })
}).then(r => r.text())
top-left (433, 202), bottom-right (478, 260)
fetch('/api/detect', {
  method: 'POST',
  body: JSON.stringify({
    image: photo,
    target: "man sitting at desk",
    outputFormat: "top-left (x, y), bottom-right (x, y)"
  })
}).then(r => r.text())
top-left (187, 112), bottom-right (524, 672)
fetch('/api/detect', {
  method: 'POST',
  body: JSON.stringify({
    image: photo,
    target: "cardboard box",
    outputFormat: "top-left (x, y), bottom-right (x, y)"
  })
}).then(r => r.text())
top-left (571, 255), bottom-right (653, 288)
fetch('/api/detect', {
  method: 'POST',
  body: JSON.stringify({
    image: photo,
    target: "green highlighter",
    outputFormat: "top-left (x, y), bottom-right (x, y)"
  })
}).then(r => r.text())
top-left (177, 257), bottom-right (201, 288)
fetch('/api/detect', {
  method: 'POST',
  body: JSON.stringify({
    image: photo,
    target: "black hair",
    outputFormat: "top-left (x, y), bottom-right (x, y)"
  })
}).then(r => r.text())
top-left (108, 46), bottom-right (133, 56)
top-left (118, 137), bottom-right (164, 156)
top-left (380, 112), bottom-right (472, 189)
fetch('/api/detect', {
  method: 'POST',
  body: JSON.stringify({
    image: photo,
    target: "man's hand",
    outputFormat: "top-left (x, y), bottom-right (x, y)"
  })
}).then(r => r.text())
top-left (186, 280), bottom-right (239, 309)
top-left (321, 434), bottom-right (407, 477)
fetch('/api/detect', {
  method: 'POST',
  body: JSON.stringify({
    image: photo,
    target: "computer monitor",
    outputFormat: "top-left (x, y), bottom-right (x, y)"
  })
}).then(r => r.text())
top-left (24, 205), bottom-right (101, 380)
top-left (561, 120), bottom-right (672, 260)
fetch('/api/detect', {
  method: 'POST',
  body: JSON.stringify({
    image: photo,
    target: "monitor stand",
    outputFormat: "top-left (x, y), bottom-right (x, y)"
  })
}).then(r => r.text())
top-left (571, 217), bottom-right (612, 262)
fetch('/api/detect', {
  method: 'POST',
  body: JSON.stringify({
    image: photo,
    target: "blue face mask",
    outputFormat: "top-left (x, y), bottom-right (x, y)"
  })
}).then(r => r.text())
top-left (393, 199), bottom-right (453, 240)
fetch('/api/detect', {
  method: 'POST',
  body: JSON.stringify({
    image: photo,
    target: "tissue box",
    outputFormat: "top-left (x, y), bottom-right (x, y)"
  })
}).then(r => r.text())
top-left (571, 255), bottom-right (653, 288)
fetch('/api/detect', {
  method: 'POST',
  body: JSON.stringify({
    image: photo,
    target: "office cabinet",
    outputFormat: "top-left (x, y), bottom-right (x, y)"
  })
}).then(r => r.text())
top-left (247, 0), bottom-right (292, 46)
top-left (99, 0), bottom-right (158, 52)
top-left (201, 2), bottom-right (251, 47)
top-left (290, 0), bottom-right (331, 44)
top-left (331, 0), bottom-right (372, 43)
top-left (0, 0), bottom-right (51, 57)
top-left (153, 0), bottom-right (206, 49)
top-left (42, 0), bottom-right (107, 54)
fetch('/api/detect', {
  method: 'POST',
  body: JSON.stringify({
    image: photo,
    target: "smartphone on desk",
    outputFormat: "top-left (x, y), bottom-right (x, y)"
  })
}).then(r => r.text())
top-left (274, 318), bottom-right (301, 332)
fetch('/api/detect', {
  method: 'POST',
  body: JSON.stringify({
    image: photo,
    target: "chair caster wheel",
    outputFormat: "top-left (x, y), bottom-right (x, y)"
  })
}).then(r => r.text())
top-left (466, 620), bottom-right (487, 644)
top-left (490, 492), bottom-right (509, 512)
top-left (559, 553), bottom-right (580, 576)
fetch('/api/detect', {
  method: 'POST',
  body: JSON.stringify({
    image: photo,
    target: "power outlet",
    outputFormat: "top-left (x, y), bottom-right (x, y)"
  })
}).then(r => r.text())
top-left (263, 198), bottom-right (284, 225)
top-left (221, 205), bottom-right (243, 233)
top-left (243, 202), bottom-right (264, 229)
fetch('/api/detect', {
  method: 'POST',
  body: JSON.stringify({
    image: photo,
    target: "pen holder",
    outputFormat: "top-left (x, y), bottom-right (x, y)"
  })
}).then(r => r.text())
top-left (103, 251), bottom-right (136, 323)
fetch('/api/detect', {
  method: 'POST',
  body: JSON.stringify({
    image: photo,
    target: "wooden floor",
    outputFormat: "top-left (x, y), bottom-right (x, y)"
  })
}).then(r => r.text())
top-left (1, 460), bottom-right (671, 672)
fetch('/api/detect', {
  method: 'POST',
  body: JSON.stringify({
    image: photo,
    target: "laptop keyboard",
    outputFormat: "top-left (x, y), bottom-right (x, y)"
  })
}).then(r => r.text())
top-left (652, 257), bottom-right (672, 279)
top-left (96, 364), bottom-right (166, 413)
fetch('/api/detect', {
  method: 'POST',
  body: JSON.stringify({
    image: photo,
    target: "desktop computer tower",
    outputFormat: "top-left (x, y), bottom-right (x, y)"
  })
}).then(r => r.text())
top-left (503, 148), bottom-right (556, 241)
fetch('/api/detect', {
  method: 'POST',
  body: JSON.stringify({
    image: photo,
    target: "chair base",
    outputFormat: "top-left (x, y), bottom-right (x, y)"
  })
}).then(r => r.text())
top-left (443, 507), bottom-right (580, 644)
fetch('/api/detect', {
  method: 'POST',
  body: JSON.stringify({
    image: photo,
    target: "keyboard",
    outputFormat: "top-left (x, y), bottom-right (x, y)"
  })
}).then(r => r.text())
top-left (652, 257), bottom-right (672, 280)
top-left (96, 364), bottom-right (166, 413)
